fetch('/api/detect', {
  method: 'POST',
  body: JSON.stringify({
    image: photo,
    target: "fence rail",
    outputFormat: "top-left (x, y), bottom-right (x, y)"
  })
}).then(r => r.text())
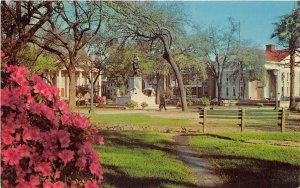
top-left (199, 107), bottom-right (285, 133)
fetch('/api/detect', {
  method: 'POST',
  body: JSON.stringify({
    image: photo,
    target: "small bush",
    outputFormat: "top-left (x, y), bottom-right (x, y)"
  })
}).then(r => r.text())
top-left (141, 102), bottom-right (148, 109)
top-left (125, 100), bottom-right (138, 109)
top-left (187, 100), bottom-right (193, 106)
top-left (198, 97), bottom-right (210, 106)
top-left (96, 96), bottom-right (106, 105)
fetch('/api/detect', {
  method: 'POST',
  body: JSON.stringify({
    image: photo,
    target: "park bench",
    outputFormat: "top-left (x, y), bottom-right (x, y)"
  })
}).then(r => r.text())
top-left (199, 107), bottom-right (286, 133)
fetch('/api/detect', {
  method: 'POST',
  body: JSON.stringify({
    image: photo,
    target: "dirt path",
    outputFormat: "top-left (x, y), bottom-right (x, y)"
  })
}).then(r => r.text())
top-left (173, 135), bottom-right (224, 187)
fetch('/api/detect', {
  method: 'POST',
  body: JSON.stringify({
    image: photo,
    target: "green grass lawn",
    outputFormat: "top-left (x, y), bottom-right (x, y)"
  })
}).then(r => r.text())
top-left (94, 131), bottom-right (196, 188)
top-left (90, 114), bottom-right (194, 127)
top-left (189, 132), bottom-right (300, 188)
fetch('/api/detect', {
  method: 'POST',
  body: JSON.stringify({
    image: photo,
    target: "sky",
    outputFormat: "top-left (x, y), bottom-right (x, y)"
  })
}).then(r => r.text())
top-left (182, 1), bottom-right (298, 49)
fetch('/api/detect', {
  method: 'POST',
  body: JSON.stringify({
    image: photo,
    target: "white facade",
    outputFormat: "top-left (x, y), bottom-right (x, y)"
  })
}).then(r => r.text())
top-left (222, 48), bottom-right (300, 100)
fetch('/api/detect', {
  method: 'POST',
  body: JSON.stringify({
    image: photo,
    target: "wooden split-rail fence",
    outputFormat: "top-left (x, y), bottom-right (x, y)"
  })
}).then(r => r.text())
top-left (199, 107), bottom-right (286, 133)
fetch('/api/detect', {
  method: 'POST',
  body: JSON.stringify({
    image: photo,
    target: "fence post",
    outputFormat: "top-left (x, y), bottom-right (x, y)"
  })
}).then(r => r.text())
top-left (199, 108), bottom-right (204, 132)
top-left (240, 108), bottom-right (245, 132)
top-left (280, 107), bottom-right (285, 132)
top-left (203, 107), bottom-right (207, 133)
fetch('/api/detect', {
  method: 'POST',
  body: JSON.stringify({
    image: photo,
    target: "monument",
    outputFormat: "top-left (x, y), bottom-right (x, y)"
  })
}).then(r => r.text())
top-left (115, 55), bottom-right (157, 108)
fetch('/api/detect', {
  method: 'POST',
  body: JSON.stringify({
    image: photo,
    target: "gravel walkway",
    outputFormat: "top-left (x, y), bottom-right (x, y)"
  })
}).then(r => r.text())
top-left (173, 135), bottom-right (224, 187)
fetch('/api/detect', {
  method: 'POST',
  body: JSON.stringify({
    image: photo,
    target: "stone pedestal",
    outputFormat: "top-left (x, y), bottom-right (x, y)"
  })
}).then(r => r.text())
top-left (128, 77), bottom-right (142, 93)
top-left (116, 77), bottom-right (157, 109)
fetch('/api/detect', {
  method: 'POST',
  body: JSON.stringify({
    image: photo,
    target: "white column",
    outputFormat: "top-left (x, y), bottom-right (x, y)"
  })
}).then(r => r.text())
top-left (79, 71), bottom-right (83, 86)
top-left (57, 70), bottom-right (62, 96)
top-left (98, 73), bottom-right (102, 96)
top-left (66, 75), bottom-right (69, 98)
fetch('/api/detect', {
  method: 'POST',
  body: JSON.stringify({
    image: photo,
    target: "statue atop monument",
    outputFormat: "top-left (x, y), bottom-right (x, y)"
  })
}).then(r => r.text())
top-left (133, 54), bottom-right (140, 77)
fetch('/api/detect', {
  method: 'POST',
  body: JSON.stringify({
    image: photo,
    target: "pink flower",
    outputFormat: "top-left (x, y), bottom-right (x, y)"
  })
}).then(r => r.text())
top-left (55, 170), bottom-right (61, 179)
top-left (54, 101), bottom-right (70, 114)
top-left (0, 50), bottom-right (5, 57)
top-left (1, 87), bottom-right (10, 106)
top-left (43, 180), bottom-right (54, 188)
top-left (29, 175), bottom-right (40, 187)
top-left (29, 103), bottom-right (42, 115)
top-left (2, 147), bottom-right (20, 165)
top-left (1, 132), bottom-right (14, 146)
top-left (23, 127), bottom-right (34, 142)
top-left (89, 162), bottom-right (101, 176)
top-left (34, 162), bottom-right (51, 177)
top-left (16, 181), bottom-right (31, 188)
top-left (95, 136), bottom-right (104, 145)
top-left (58, 150), bottom-right (74, 165)
top-left (17, 144), bottom-right (31, 158)
top-left (57, 130), bottom-right (70, 148)
top-left (77, 156), bottom-right (87, 169)
top-left (84, 180), bottom-right (99, 188)
top-left (53, 181), bottom-right (65, 188)
top-left (6, 65), bottom-right (29, 86)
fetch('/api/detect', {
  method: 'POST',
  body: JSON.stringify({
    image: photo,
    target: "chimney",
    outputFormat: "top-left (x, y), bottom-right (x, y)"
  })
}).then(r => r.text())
top-left (266, 44), bottom-right (276, 52)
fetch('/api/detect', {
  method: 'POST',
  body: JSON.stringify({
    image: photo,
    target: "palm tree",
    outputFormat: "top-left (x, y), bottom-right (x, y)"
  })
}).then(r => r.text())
top-left (271, 8), bottom-right (300, 110)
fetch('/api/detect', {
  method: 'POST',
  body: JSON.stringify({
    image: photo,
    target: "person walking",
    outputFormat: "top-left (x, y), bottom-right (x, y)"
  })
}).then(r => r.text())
top-left (159, 93), bottom-right (167, 111)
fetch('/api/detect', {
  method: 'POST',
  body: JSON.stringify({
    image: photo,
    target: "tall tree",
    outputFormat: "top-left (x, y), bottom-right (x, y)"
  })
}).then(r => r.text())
top-left (106, 2), bottom-right (189, 111)
top-left (229, 46), bottom-right (266, 99)
top-left (196, 19), bottom-right (239, 105)
top-left (1, 1), bottom-right (53, 65)
top-left (31, 1), bottom-right (104, 109)
top-left (271, 8), bottom-right (300, 110)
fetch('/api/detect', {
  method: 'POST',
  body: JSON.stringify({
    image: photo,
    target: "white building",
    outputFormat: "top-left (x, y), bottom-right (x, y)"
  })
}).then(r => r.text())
top-left (222, 44), bottom-right (300, 100)
top-left (55, 67), bottom-right (103, 101)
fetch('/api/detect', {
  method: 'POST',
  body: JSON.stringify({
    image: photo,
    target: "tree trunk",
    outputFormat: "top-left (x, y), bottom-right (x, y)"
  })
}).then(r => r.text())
top-left (68, 65), bottom-right (77, 110)
top-left (155, 74), bottom-right (161, 104)
top-left (289, 51), bottom-right (296, 110)
top-left (161, 40), bottom-right (188, 111)
top-left (242, 80), bottom-right (246, 100)
top-left (217, 82), bottom-right (222, 106)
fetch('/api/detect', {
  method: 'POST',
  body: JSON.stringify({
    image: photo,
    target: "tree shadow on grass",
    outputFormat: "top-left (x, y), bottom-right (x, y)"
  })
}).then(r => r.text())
top-left (182, 134), bottom-right (300, 188)
top-left (100, 130), bottom-right (177, 154)
top-left (100, 131), bottom-right (201, 188)
top-left (103, 164), bottom-right (202, 188)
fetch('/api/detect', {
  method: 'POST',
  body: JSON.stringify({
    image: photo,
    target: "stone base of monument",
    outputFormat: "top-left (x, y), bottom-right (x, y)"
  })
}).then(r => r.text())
top-left (115, 77), bottom-right (158, 109)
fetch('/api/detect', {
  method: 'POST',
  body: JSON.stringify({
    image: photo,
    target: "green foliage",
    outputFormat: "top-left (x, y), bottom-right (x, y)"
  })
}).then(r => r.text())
top-left (141, 102), bottom-right (149, 109)
top-left (125, 100), bottom-right (138, 109)
top-left (198, 97), bottom-right (210, 106)
top-left (271, 8), bottom-right (300, 46)
top-left (229, 46), bottom-right (266, 85)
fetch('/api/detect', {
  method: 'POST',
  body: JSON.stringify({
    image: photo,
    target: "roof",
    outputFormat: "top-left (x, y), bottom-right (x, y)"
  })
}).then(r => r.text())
top-left (265, 49), bottom-right (289, 62)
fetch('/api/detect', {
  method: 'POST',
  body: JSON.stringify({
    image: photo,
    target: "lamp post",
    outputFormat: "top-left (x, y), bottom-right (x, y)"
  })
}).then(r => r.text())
top-left (273, 69), bottom-right (279, 109)
top-left (89, 54), bottom-right (96, 114)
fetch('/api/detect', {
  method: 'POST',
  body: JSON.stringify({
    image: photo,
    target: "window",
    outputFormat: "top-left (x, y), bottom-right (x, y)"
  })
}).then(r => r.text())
top-left (204, 86), bottom-right (208, 96)
top-left (287, 73), bottom-right (289, 82)
top-left (226, 87), bottom-right (229, 96)
top-left (281, 72), bottom-right (285, 83)
top-left (287, 87), bottom-right (289, 96)
top-left (282, 87), bottom-right (284, 96)
top-left (240, 87), bottom-right (243, 97)
top-left (233, 87), bottom-right (236, 97)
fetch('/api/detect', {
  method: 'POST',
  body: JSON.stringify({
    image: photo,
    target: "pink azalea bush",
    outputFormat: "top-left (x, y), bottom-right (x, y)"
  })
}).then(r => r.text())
top-left (1, 64), bottom-right (104, 187)
top-left (96, 96), bottom-right (105, 105)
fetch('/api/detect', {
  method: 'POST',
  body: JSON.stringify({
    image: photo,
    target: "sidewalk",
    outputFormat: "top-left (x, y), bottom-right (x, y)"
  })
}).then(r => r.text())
top-left (173, 135), bottom-right (224, 187)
